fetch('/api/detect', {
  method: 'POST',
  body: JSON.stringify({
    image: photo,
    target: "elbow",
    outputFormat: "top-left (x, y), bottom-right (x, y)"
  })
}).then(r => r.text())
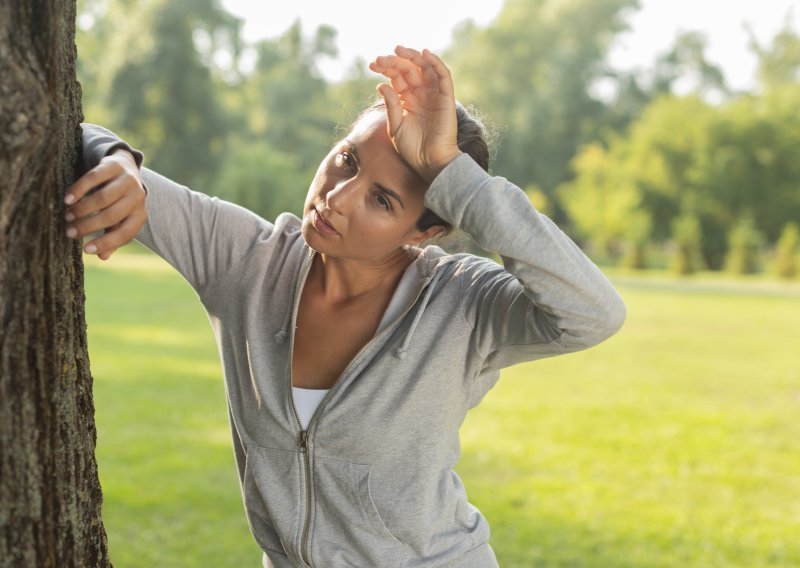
top-left (595, 291), bottom-right (627, 342)
top-left (607, 293), bottom-right (627, 336)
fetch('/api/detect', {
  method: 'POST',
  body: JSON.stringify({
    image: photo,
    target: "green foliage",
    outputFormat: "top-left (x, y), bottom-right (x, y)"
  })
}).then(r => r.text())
top-left (725, 216), bottom-right (765, 275)
top-left (772, 222), bottom-right (799, 279)
top-left (446, 0), bottom-right (639, 219)
top-left (86, 0), bottom-right (241, 192)
top-left (749, 14), bottom-right (800, 90)
top-left (558, 141), bottom-right (649, 261)
top-left (212, 141), bottom-right (307, 221)
top-left (524, 184), bottom-right (553, 218)
top-left (241, 21), bottom-right (339, 173)
top-left (605, 31), bottom-right (731, 130)
top-left (565, 86), bottom-right (800, 270)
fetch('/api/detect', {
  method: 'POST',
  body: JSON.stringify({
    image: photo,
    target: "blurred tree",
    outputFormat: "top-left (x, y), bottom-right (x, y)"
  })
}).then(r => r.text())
top-left (773, 222), bottom-right (799, 279)
top-left (212, 142), bottom-right (306, 222)
top-left (446, 0), bottom-right (639, 222)
top-left (560, 95), bottom-right (719, 265)
top-left (604, 30), bottom-right (730, 128)
top-left (563, 83), bottom-right (800, 271)
top-left (699, 90), bottom-right (800, 246)
top-left (241, 21), bottom-right (338, 173)
top-left (670, 212), bottom-right (703, 275)
top-left (330, 57), bottom-right (383, 132)
top-left (725, 215), bottom-right (764, 275)
top-left (76, 0), bottom-right (241, 191)
top-left (211, 21), bottom-right (344, 220)
top-left (107, 0), bottom-right (241, 192)
top-left (748, 14), bottom-right (800, 90)
top-left (558, 140), bottom-right (649, 261)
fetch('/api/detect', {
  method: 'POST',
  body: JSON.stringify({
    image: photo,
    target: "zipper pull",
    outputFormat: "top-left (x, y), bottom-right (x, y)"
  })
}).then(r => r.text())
top-left (299, 430), bottom-right (308, 453)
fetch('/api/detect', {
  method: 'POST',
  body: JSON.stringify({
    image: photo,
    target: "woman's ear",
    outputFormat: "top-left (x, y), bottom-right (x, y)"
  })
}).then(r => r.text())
top-left (407, 225), bottom-right (445, 246)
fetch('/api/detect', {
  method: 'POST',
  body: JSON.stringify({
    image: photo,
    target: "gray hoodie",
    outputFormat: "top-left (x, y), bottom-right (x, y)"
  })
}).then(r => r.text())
top-left (82, 124), bottom-right (626, 568)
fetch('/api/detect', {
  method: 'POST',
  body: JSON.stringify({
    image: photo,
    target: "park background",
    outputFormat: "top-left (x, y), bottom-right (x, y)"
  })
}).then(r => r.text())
top-left (76, 0), bottom-right (799, 566)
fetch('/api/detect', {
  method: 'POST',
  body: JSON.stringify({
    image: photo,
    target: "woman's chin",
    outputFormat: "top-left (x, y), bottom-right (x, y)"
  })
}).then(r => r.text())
top-left (301, 223), bottom-right (330, 254)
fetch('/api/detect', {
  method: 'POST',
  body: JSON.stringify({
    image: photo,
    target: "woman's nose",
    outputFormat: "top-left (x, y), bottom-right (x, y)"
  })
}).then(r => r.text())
top-left (325, 178), bottom-right (359, 214)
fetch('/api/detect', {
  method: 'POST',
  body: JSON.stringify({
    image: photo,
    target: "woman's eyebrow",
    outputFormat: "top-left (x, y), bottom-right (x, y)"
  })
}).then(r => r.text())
top-left (348, 141), bottom-right (405, 210)
top-left (375, 183), bottom-right (405, 209)
top-left (346, 140), bottom-right (360, 164)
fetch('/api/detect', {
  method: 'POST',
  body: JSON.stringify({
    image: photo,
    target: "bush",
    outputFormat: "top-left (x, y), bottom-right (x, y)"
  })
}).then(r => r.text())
top-left (772, 222), bottom-right (799, 279)
top-left (725, 216), bottom-right (765, 275)
top-left (670, 214), bottom-right (703, 275)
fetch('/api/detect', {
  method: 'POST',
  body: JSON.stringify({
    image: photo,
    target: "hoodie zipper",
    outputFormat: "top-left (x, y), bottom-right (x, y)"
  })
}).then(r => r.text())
top-left (287, 251), bottom-right (314, 567)
top-left (287, 250), bottom-right (433, 567)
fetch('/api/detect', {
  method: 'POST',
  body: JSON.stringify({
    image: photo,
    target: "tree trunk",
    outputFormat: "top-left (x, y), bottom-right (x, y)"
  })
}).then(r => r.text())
top-left (0, 1), bottom-right (111, 566)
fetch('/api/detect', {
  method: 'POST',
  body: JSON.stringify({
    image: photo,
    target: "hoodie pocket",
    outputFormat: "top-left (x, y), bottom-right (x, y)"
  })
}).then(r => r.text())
top-left (312, 456), bottom-right (407, 567)
top-left (242, 445), bottom-right (301, 557)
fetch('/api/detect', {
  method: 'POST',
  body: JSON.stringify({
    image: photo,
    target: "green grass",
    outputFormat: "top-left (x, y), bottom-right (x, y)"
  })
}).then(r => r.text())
top-left (85, 246), bottom-right (800, 567)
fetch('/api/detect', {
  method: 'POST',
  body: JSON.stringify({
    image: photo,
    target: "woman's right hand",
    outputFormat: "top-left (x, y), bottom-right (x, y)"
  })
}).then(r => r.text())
top-left (64, 149), bottom-right (147, 260)
top-left (368, 46), bottom-right (462, 184)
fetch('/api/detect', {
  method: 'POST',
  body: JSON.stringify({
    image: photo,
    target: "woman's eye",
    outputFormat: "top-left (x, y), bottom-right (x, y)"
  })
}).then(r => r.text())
top-left (374, 194), bottom-right (391, 211)
top-left (337, 152), bottom-right (356, 173)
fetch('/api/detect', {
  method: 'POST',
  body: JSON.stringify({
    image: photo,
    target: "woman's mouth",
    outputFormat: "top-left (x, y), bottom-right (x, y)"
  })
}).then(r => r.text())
top-left (312, 208), bottom-right (339, 236)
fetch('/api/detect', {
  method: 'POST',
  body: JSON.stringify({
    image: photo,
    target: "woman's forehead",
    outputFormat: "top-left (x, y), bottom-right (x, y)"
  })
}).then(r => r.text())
top-left (349, 111), bottom-right (390, 143)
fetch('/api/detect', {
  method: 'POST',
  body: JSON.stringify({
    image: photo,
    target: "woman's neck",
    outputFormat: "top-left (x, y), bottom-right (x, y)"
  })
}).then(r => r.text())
top-left (310, 248), bottom-right (418, 304)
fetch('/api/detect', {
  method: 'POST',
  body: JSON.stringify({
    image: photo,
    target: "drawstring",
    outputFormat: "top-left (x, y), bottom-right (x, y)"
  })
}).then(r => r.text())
top-left (275, 248), bottom-right (313, 344)
top-left (394, 268), bottom-right (445, 359)
top-left (274, 279), bottom-right (294, 344)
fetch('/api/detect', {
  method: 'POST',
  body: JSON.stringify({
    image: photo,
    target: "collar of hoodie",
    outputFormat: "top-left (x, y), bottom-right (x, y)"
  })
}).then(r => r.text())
top-left (273, 244), bottom-right (455, 360)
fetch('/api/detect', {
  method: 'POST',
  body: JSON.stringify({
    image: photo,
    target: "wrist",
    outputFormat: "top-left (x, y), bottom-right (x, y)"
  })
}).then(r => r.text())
top-left (421, 149), bottom-right (463, 185)
top-left (109, 146), bottom-right (137, 166)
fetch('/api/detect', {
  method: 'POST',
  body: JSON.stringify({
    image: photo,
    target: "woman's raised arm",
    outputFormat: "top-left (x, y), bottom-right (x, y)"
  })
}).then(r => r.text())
top-left (67, 124), bottom-right (278, 292)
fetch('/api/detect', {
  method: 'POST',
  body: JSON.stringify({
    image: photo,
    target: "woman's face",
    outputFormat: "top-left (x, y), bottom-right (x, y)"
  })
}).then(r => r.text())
top-left (302, 112), bottom-right (436, 262)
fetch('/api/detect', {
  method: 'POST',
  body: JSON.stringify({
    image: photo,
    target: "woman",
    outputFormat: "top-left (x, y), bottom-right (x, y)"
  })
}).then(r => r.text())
top-left (67, 47), bottom-right (625, 567)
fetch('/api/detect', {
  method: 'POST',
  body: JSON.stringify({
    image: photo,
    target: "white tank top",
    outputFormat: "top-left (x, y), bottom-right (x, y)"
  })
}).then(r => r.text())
top-left (291, 387), bottom-right (329, 430)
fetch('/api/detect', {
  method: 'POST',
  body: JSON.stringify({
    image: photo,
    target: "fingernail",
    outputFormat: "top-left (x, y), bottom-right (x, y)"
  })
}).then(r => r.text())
top-left (66, 227), bottom-right (77, 238)
top-left (85, 244), bottom-right (97, 254)
top-left (65, 212), bottom-right (74, 222)
top-left (64, 194), bottom-right (75, 205)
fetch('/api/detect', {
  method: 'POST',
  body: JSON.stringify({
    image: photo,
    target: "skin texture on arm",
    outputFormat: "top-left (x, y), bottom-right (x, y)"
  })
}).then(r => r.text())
top-left (64, 148), bottom-right (146, 260)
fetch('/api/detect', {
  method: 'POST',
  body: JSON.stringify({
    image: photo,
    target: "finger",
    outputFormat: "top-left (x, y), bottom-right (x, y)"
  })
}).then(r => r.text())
top-left (98, 248), bottom-right (116, 261)
top-left (65, 159), bottom-right (125, 205)
top-left (376, 83), bottom-right (403, 137)
top-left (393, 46), bottom-right (439, 88)
top-left (67, 191), bottom-right (140, 239)
top-left (422, 49), bottom-right (454, 97)
top-left (371, 56), bottom-right (422, 93)
top-left (65, 176), bottom-right (131, 221)
top-left (393, 46), bottom-right (426, 69)
top-left (84, 209), bottom-right (146, 257)
top-left (370, 61), bottom-right (412, 94)
top-left (375, 54), bottom-right (424, 89)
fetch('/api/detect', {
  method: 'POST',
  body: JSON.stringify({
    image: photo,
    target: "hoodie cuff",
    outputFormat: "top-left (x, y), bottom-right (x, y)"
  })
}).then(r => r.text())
top-left (80, 123), bottom-right (145, 172)
top-left (80, 123), bottom-right (148, 194)
top-left (423, 153), bottom-right (491, 229)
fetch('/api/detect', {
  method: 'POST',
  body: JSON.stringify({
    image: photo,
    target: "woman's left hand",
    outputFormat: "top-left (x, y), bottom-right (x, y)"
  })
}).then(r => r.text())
top-left (369, 46), bottom-right (462, 184)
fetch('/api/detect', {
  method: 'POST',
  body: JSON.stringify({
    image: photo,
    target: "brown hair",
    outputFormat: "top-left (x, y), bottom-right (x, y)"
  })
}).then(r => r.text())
top-left (350, 100), bottom-right (490, 233)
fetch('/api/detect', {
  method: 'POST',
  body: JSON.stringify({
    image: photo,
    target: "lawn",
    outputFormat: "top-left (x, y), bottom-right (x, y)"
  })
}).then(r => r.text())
top-left (85, 246), bottom-right (800, 567)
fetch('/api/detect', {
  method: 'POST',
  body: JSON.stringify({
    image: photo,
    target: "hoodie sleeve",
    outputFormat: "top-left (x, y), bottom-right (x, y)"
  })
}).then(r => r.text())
top-left (81, 123), bottom-right (274, 291)
top-left (424, 153), bottom-right (626, 373)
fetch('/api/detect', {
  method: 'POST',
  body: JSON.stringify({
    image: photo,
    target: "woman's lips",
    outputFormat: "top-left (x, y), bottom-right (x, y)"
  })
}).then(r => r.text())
top-left (312, 208), bottom-right (339, 236)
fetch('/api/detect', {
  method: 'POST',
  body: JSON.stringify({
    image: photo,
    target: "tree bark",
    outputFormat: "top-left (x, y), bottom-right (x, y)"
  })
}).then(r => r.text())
top-left (0, 1), bottom-right (111, 566)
